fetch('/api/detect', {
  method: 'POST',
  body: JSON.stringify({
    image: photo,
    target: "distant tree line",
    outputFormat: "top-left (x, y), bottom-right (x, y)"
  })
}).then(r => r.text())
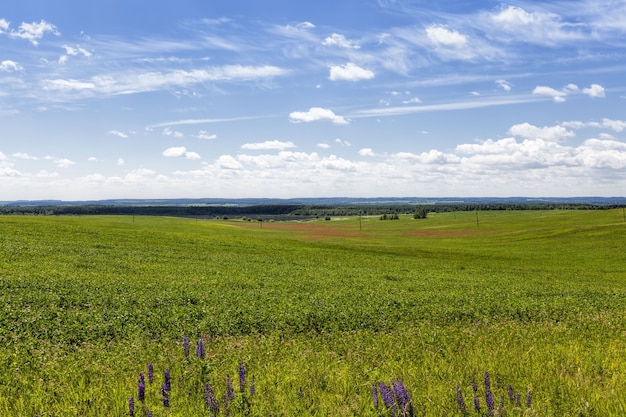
top-left (0, 202), bottom-right (622, 217)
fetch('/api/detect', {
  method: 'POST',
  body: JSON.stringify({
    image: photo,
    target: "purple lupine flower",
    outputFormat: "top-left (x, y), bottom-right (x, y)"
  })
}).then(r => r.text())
top-left (372, 385), bottom-right (379, 409)
top-left (486, 389), bottom-right (495, 416)
top-left (138, 380), bottom-right (145, 403)
top-left (456, 387), bottom-right (467, 415)
top-left (483, 371), bottom-right (491, 394)
top-left (526, 389), bottom-right (532, 408)
top-left (161, 382), bottom-right (170, 407)
top-left (147, 410), bottom-right (152, 417)
top-left (139, 372), bottom-right (145, 385)
top-left (222, 391), bottom-right (231, 417)
top-left (471, 380), bottom-right (478, 393)
top-left (128, 396), bottom-right (135, 416)
top-left (205, 382), bottom-right (219, 415)
top-left (238, 363), bottom-right (246, 393)
top-left (196, 338), bottom-right (206, 360)
top-left (378, 382), bottom-right (395, 409)
top-left (226, 376), bottom-right (235, 401)
top-left (392, 379), bottom-right (413, 416)
top-left (473, 395), bottom-right (481, 412)
top-left (507, 384), bottom-right (514, 402)
top-left (164, 370), bottom-right (171, 392)
top-left (250, 375), bottom-right (255, 397)
top-left (497, 395), bottom-right (504, 417)
top-left (147, 363), bottom-right (154, 384)
top-left (514, 392), bottom-right (521, 407)
top-left (183, 335), bottom-right (190, 358)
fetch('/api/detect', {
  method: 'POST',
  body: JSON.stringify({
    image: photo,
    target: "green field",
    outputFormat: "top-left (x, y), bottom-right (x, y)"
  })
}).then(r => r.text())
top-left (1, 210), bottom-right (625, 416)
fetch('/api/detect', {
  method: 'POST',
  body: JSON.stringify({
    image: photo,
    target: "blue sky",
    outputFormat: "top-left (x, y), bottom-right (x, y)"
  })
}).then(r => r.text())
top-left (1, 0), bottom-right (626, 200)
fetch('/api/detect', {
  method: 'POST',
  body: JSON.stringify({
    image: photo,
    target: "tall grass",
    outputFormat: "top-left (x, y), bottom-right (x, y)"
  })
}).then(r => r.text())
top-left (0, 210), bottom-right (624, 415)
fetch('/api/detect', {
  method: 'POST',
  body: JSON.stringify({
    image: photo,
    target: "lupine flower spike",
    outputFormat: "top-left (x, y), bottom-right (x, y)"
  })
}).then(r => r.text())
top-left (196, 338), bottom-right (206, 360)
top-left (183, 335), bottom-right (190, 358)
top-left (372, 385), bottom-right (379, 409)
top-left (456, 387), bottom-right (467, 415)
top-left (161, 383), bottom-right (170, 407)
top-left (164, 370), bottom-right (171, 392)
top-left (128, 396), bottom-right (135, 416)
top-left (148, 363), bottom-right (154, 384)
top-left (526, 389), bottom-right (532, 408)
top-left (250, 375), bottom-right (255, 396)
top-left (238, 363), bottom-right (246, 393)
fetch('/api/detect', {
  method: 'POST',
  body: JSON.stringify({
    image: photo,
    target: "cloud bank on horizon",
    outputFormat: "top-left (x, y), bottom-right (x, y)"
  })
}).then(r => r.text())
top-left (1, 0), bottom-right (626, 200)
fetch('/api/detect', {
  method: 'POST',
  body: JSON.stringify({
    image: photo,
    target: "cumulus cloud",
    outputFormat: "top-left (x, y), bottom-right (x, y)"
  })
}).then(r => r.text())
top-left (323, 33), bottom-right (360, 49)
top-left (241, 140), bottom-right (296, 150)
top-left (317, 143), bottom-right (331, 149)
top-left (508, 122), bottom-right (575, 142)
top-left (359, 148), bottom-right (375, 156)
top-left (196, 131), bottom-right (217, 140)
top-left (289, 107), bottom-right (349, 125)
top-left (329, 62), bottom-right (374, 81)
top-left (486, 5), bottom-right (583, 45)
top-left (162, 146), bottom-right (200, 159)
top-left (8, 20), bottom-right (59, 45)
top-left (533, 84), bottom-right (605, 102)
top-left (0, 60), bottom-right (22, 72)
top-left (562, 118), bottom-right (626, 132)
top-left (583, 84), bottom-right (605, 98)
top-left (426, 25), bottom-right (468, 48)
top-left (163, 127), bottom-right (183, 138)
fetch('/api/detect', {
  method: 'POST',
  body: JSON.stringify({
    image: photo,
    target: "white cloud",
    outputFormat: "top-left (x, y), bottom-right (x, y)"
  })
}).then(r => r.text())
top-left (329, 63), bottom-right (374, 81)
top-left (53, 158), bottom-right (75, 168)
top-left (561, 118), bottom-right (626, 132)
top-left (289, 107), bottom-right (349, 125)
top-left (323, 33), bottom-right (360, 49)
top-left (317, 143), bottom-right (331, 149)
top-left (108, 130), bottom-right (128, 138)
top-left (0, 60), bottom-right (22, 72)
top-left (335, 138), bottom-right (351, 147)
top-left (486, 5), bottom-right (584, 45)
top-left (9, 20), bottom-right (59, 46)
top-left (117, 158), bottom-right (125, 166)
top-left (163, 127), bottom-right (184, 138)
top-left (359, 148), bottom-right (375, 157)
top-left (496, 79), bottom-right (512, 92)
top-left (0, 19), bottom-right (9, 33)
top-left (42, 65), bottom-right (288, 97)
top-left (241, 140), bottom-right (296, 150)
top-left (426, 25), bottom-right (468, 48)
top-left (582, 84), bottom-right (605, 98)
top-left (533, 83), bottom-right (605, 102)
top-left (532, 86), bottom-right (567, 102)
top-left (196, 131), bottom-right (217, 140)
top-left (13, 152), bottom-right (39, 160)
top-left (508, 123), bottom-right (575, 142)
top-left (162, 146), bottom-right (200, 159)
top-left (216, 155), bottom-right (243, 170)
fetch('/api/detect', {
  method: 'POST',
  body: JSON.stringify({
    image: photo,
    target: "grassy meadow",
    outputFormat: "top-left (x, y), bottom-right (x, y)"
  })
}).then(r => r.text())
top-left (0, 209), bottom-right (625, 416)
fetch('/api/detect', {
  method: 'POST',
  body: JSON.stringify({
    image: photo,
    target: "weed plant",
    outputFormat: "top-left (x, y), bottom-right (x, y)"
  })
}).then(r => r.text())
top-left (0, 210), bottom-right (625, 415)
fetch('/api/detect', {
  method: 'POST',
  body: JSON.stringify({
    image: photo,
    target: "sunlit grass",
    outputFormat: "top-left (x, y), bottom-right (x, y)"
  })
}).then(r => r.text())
top-left (0, 210), bottom-right (625, 415)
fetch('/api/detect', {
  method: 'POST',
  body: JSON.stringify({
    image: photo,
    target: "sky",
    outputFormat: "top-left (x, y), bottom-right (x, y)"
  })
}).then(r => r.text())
top-left (1, 0), bottom-right (626, 200)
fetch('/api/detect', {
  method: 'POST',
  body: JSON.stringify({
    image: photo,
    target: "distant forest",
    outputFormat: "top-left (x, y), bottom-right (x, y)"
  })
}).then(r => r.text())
top-left (0, 202), bottom-right (623, 219)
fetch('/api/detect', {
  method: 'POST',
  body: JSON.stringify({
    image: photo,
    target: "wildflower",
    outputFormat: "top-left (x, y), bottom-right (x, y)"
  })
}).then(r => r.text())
top-left (147, 363), bottom-right (154, 384)
top-left (483, 371), bottom-right (491, 394)
top-left (471, 380), bottom-right (478, 393)
top-left (515, 392), bottom-right (521, 407)
top-left (226, 376), bottom-right (235, 401)
top-left (128, 396), bottom-right (135, 416)
top-left (164, 370), bottom-right (171, 392)
top-left (456, 387), bottom-right (467, 415)
top-left (205, 382), bottom-right (219, 415)
top-left (507, 384), bottom-right (514, 402)
top-left (497, 395), bottom-right (504, 417)
top-left (372, 385), bottom-right (379, 409)
top-left (526, 389), bottom-right (532, 408)
top-left (238, 363), bottom-right (246, 393)
top-left (161, 383), bottom-right (170, 407)
top-left (378, 382), bottom-right (395, 409)
top-left (138, 380), bottom-right (145, 403)
top-left (183, 335), bottom-right (190, 358)
top-left (473, 395), bottom-right (481, 413)
top-left (392, 379), bottom-right (413, 416)
top-left (139, 372), bottom-right (145, 385)
top-left (486, 390), bottom-right (495, 416)
top-left (196, 338), bottom-right (206, 360)
top-left (147, 411), bottom-right (152, 417)
top-left (250, 375), bottom-right (256, 396)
